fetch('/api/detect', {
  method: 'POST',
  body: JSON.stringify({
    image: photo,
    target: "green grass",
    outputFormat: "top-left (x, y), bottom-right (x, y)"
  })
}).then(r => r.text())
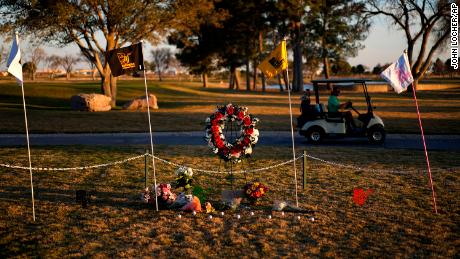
top-left (0, 145), bottom-right (459, 257)
top-left (0, 79), bottom-right (459, 133)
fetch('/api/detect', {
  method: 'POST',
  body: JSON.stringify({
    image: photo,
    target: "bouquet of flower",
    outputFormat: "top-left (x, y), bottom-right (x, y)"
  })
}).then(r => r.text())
top-left (243, 182), bottom-right (269, 204)
top-left (156, 183), bottom-right (176, 206)
top-left (175, 167), bottom-right (193, 192)
top-left (141, 187), bottom-right (153, 204)
top-left (141, 183), bottom-right (177, 209)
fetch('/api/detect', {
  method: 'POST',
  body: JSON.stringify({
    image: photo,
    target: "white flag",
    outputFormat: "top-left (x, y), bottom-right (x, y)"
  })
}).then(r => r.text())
top-left (380, 52), bottom-right (414, 94)
top-left (7, 33), bottom-right (23, 84)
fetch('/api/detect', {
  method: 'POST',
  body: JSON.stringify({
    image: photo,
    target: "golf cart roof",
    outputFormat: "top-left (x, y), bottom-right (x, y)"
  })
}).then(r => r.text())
top-left (311, 78), bottom-right (371, 84)
top-left (310, 78), bottom-right (374, 112)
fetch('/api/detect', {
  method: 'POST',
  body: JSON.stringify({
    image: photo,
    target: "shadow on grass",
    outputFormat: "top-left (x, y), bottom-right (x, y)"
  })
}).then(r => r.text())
top-left (0, 94), bottom-right (71, 110)
top-left (0, 185), bottom-right (144, 209)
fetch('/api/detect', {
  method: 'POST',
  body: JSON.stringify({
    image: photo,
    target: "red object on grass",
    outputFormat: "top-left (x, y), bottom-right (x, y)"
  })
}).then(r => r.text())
top-left (353, 188), bottom-right (373, 206)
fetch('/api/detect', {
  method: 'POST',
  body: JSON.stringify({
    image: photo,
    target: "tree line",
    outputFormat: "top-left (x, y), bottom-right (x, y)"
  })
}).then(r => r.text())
top-left (0, 43), bottom-right (179, 81)
top-left (0, 0), bottom-right (454, 106)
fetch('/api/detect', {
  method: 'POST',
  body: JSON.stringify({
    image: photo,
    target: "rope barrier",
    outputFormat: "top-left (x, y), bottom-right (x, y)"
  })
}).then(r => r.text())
top-left (0, 152), bottom-right (455, 174)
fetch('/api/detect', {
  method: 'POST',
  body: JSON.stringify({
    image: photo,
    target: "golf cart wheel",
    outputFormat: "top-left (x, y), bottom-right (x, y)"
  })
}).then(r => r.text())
top-left (367, 125), bottom-right (386, 144)
top-left (306, 126), bottom-right (325, 144)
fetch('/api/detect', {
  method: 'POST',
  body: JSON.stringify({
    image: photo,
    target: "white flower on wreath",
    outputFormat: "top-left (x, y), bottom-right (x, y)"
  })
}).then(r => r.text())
top-left (208, 141), bottom-right (215, 148)
top-left (250, 136), bottom-right (258, 144)
top-left (244, 146), bottom-right (253, 155)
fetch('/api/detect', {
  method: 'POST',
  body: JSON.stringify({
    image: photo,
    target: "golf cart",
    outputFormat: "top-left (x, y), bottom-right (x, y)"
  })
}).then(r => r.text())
top-left (298, 79), bottom-right (385, 144)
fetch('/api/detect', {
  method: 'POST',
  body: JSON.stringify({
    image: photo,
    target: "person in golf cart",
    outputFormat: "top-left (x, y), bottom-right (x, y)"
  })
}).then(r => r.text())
top-left (297, 89), bottom-right (318, 126)
top-left (327, 86), bottom-right (357, 131)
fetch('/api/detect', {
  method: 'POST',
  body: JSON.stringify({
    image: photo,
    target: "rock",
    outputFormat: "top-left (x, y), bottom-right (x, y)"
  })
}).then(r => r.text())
top-left (70, 93), bottom-right (112, 112)
top-left (122, 94), bottom-right (159, 110)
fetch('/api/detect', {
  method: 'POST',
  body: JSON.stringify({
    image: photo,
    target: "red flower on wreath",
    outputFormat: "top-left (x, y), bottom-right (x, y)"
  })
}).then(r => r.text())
top-left (245, 128), bottom-right (254, 135)
top-left (237, 111), bottom-right (245, 120)
top-left (212, 112), bottom-right (223, 126)
top-left (226, 105), bottom-right (235, 115)
top-left (243, 116), bottom-right (251, 126)
top-left (214, 112), bottom-right (224, 120)
top-left (230, 146), bottom-right (240, 154)
top-left (242, 136), bottom-right (251, 146)
top-left (211, 125), bottom-right (220, 133)
top-left (215, 138), bottom-right (225, 148)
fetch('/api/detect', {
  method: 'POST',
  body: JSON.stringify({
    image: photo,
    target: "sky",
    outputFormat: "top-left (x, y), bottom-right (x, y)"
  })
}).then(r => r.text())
top-left (348, 17), bottom-right (449, 68)
top-left (1, 17), bottom-right (450, 71)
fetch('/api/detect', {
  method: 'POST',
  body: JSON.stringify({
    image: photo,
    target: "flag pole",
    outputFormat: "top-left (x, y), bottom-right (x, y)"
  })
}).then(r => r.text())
top-left (11, 31), bottom-right (36, 221)
top-left (411, 85), bottom-right (438, 213)
top-left (21, 80), bottom-right (36, 221)
top-left (283, 39), bottom-right (299, 207)
top-left (141, 41), bottom-right (159, 212)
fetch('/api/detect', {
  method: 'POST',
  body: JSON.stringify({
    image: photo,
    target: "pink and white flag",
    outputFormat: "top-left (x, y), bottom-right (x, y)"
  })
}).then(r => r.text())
top-left (380, 52), bottom-right (414, 94)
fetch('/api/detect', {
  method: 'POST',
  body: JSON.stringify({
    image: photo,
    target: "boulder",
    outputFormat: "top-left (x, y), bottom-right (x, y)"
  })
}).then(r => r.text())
top-left (122, 93), bottom-right (159, 110)
top-left (70, 93), bottom-right (112, 112)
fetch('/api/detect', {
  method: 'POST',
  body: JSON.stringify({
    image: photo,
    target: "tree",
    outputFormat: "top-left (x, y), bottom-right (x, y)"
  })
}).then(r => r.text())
top-left (174, 43), bottom-right (218, 88)
top-left (304, 0), bottom-right (370, 88)
top-left (372, 63), bottom-right (383, 75)
top-left (431, 58), bottom-right (446, 75)
top-left (331, 59), bottom-right (352, 75)
top-left (212, 0), bottom-right (271, 90)
top-left (372, 63), bottom-right (391, 75)
top-left (367, 0), bottom-right (452, 91)
top-left (0, 44), bottom-right (7, 69)
top-left (60, 55), bottom-right (81, 80)
top-left (46, 55), bottom-right (80, 79)
top-left (168, 1), bottom-right (228, 88)
top-left (28, 47), bottom-right (46, 80)
top-left (270, 0), bottom-right (311, 92)
top-left (352, 64), bottom-right (366, 74)
top-left (151, 48), bottom-right (172, 81)
top-left (22, 62), bottom-right (36, 79)
top-left (0, 0), bottom-right (210, 106)
top-left (46, 55), bottom-right (61, 79)
top-left (304, 52), bottom-right (321, 79)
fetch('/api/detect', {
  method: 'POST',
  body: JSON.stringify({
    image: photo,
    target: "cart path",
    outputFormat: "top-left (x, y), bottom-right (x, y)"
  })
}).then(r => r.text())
top-left (0, 132), bottom-right (459, 151)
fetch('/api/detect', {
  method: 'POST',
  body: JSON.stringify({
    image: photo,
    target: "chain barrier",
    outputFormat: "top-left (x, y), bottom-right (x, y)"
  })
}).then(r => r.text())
top-left (0, 154), bottom-right (146, 171)
top-left (304, 154), bottom-right (399, 174)
top-left (0, 152), bottom-right (455, 174)
top-left (151, 154), bottom-right (304, 174)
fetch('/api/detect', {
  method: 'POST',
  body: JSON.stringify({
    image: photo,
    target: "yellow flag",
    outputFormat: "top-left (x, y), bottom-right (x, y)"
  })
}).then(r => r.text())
top-left (258, 40), bottom-right (288, 79)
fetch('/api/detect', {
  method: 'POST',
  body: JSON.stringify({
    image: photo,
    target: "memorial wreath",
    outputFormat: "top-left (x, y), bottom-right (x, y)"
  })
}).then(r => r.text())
top-left (205, 103), bottom-right (259, 163)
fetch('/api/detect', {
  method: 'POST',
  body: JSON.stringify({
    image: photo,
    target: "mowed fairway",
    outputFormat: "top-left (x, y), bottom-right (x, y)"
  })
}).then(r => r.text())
top-left (0, 79), bottom-right (459, 133)
top-left (0, 145), bottom-right (459, 257)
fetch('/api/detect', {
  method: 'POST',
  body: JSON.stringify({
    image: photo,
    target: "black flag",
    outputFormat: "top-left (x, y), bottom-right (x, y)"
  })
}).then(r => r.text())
top-left (107, 42), bottom-right (144, 77)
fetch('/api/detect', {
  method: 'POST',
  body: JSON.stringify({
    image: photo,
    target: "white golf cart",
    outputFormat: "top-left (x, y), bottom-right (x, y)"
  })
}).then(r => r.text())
top-left (298, 79), bottom-right (386, 144)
